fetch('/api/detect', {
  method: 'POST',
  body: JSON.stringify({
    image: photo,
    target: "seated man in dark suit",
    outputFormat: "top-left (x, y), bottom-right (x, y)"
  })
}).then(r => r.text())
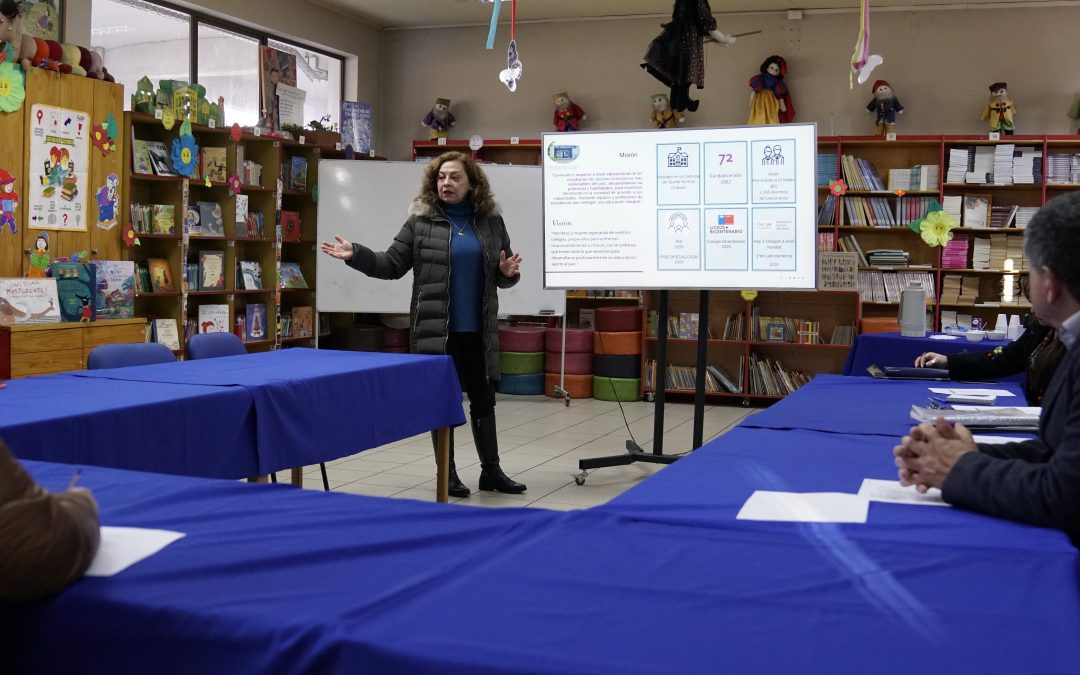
top-left (894, 192), bottom-right (1080, 540)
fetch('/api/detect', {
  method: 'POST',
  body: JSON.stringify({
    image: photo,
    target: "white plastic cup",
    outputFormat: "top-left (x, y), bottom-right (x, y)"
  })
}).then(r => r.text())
top-left (1008, 314), bottom-right (1022, 340)
top-left (995, 313), bottom-right (1008, 332)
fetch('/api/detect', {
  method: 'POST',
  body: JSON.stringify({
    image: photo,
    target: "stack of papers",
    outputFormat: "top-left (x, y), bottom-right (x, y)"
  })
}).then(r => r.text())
top-left (910, 404), bottom-right (1040, 429)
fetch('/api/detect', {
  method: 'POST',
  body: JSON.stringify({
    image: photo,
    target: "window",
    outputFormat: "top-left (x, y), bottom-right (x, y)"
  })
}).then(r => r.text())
top-left (198, 24), bottom-right (260, 127)
top-left (91, 0), bottom-right (190, 107)
top-left (91, 0), bottom-right (343, 131)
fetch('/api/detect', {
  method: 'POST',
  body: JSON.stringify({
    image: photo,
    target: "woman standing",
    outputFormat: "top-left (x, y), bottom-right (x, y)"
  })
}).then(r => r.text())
top-left (321, 152), bottom-right (526, 498)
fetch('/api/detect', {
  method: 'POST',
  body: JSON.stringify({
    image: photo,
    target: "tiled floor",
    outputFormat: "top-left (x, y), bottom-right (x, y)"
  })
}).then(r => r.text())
top-left (278, 395), bottom-right (761, 510)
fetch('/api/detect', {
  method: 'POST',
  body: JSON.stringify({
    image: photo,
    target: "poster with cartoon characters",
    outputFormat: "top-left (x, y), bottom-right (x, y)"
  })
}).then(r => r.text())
top-left (29, 104), bottom-right (90, 232)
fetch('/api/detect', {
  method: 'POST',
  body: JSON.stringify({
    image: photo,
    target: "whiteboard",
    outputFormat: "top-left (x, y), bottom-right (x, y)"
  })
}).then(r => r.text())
top-left (542, 124), bottom-right (818, 290)
top-left (317, 161), bottom-right (564, 316)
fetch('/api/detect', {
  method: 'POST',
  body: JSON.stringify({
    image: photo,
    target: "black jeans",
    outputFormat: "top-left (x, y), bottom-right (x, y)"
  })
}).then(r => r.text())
top-left (446, 332), bottom-right (495, 419)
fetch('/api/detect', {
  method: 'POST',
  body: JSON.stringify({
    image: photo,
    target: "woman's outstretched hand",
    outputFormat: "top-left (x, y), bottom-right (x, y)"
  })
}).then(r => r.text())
top-left (321, 235), bottom-right (354, 261)
top-left (499, 250), bottom-right (522, 278)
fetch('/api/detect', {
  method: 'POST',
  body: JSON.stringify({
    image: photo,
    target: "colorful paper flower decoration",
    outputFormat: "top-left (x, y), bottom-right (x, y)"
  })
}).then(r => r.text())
top-left (227, 173), bottom-right (242, 196)
top-left (907, 201), bottom-right (957, 247)
top-left (204, 175), bottom-right (212, 188)
top-left (123, 222), bottom-right (139, 248)
top-left (828, 179), bottom-right (848, 196)
top-left (0, 57), bottom-right (26, 113)
top-left (171, 134), bottom-right (200, 178)
top-left (91, 123), bottom-right (114, 156)
top-left (894, 189), bottom-right (906, 198)
top-left (105, 112), bottom-right (119, 140)
top-left (230, 123), bottom-right (242, 142)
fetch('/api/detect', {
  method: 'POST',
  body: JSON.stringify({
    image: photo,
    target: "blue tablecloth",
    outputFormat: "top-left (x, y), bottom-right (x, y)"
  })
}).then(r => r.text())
top-left (0, 375), bottom-right (258, 478)
top-left (843, 331), bottom-right (1013, 376)
top-left (66, 348), bottom-right (467, 474)
top-left (7, 453), bottom-right (1078, 675)
top-left (740, 374), bottom-right (1025, 437)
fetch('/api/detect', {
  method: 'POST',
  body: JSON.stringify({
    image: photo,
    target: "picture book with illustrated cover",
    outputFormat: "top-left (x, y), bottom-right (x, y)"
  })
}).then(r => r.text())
top-left (201, 147), bottom-right (228, 182)
top-left (289, 156), bottom-right (308, 191)
top-left (198, 250), bottom-right (226, 291)
top-left (151, 204), bottom-right (175, 234)
top-left (146, 141), bottom-right (175, 176)
top-left (278, 262), bottom-right (308, 289)
top-left (235, 194), bottom-right (248, 228)
top-left (132, 139), bottom-right (154, 175)
top-left (280, 210), bottom-right (301, 242)
top-left (245, 303), bottom-right (268, 341)
top-left (340, 101), bottom-right (372, 154)
top-left (291, 305), bottom-right (313, 337)
top-left (152, 318), bottom-right (181, 350)
top-left (50, 261), bottom-right (97, 322)
top-left (0, 277), bottom-right (61, 325)
top-left (92, 260), bottom-right (136, 319)
top-left (196, 201), bottom-right (224, 236)
top-left (197, 303), bottom-right (230, 334)
top-left (239, 260), bottom-right (263, 290)
top-left (147, 258), bottom-right (175, 292)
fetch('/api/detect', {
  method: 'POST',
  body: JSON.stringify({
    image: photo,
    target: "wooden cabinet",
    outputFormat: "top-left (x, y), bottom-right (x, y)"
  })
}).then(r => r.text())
top-left (0, 319), bottom-right (146, 379)
top-left (412, 139), bottom-right (542, 165)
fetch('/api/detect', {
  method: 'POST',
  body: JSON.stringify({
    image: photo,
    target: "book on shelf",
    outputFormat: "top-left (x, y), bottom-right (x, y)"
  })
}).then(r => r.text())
top-left (244, 303), bottom-right (268, 341)
top-left (147, 258), bottom-right (175, 292)
top-left (235, 194), bottom-right (249, 228)
top-left (92, 260), bottom-right (136, 319)
top-left (184, 206), bottom-right (200, 235)
top-left (238, 260), bottom-right (263, 290)
top-left (131, 139), bottom-right (154, 175)
top-left (198, 250), bottom-right (226, 291)
top-left (706, 363), bottom-right (743, 393)
top-left (830, 324), bottom-right (856, 345)
top-left (0, 278), bottom-right (61, 325)
top-left (196, 201), bottom-right (224, 236)
top-left (145, 140), bottom-right (175, 176)
top-left (837, 234), bottom-right (868, 266)
top-left (135, 264), bottom-right (152, 293)
top-left (817, 231), bottom-right (836, 252)
top-left (151, 204), bottom-right (175, 234)
top-left (196, 304), bottom-right (230, 334)
top-left (50, 261), bottom-right (97, 323)
top-left (289, 156), bottom-right (308, 191)
top-left (340, 100), bottom-right (372, 154)
top-left (749, 354), bottom-right (811, 396)
top-left (291, 305), bottom-right (314, 337)
top-left (241, 212), bottom-right (265, 239)
top-left (151, 318), bottom-right (181, 350)
top-left (280, 210), bottom-right (301, 242)
top-left (278, 262), bottom-right (308, 289)
top-left (200, 147), bottom-right (228, 182)
top-left (722, 312), bottom-right (745, 340)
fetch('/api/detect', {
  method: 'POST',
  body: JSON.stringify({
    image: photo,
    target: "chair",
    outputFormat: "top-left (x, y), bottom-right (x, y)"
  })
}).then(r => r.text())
top-left (185, 332), bottom-right (247, 359)
top-left (87, 342), bottom-right (177, 370)
top-left (185, 332), bottom-right (329, 491)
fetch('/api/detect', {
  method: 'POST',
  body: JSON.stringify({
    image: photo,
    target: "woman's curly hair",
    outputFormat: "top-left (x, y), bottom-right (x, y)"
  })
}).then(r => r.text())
top-left (417, 151), bottom-right (497, 215)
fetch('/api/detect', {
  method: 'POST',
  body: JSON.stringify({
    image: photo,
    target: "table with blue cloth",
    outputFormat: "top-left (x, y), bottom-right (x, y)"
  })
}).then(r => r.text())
top-left (843, 331), bottom-right (1012, 376)
top-left (1, 349), bottom-right (465, 481)
top-left (4, 368), bottom-right (1077, 674)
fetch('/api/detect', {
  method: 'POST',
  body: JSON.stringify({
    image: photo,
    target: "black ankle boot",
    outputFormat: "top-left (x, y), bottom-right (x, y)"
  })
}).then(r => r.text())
top-left (686, 97), bottom-right (699, 112)
top-left (472, 414), bottom-right (526, 494)
top-left (432, 429), bottom-right (470, 498)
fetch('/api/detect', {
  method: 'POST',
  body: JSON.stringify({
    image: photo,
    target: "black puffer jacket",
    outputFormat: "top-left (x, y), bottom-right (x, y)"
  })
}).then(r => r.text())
top-left (346, 199), bottom-right (519, 380)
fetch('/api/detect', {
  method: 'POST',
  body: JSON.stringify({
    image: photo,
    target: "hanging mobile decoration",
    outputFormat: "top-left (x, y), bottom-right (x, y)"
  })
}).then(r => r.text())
top-left (498, 0), bottom-right (523, 92)
top-left (849, 0), bottom-right (883, 88)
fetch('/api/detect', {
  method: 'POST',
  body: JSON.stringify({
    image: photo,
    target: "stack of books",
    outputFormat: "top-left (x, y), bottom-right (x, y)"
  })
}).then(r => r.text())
top-left (972, 237), bottom-right (991, 269)
top-left (967, 146), bottom-right (995, 183)
top-left (817, 231), bottom-right (836, 251)
top-left (992, 144), bottom-right (1015, 185)
top-left (817, 153), bottom-right (837, 186)
top-left (988, 204), bottom-right (1019, 228)
top-left (1046, 153), bottom-right (1080, 184)
top-left (940, 274), bottom-right (963, 304)
top-left (1012, 146), bottom-right (1041, 184)
top-left (1005, 234), bottom-right (1026, 269)
top-left (866, 249), bottom-right (910, 267)
top-left (748, 354), bottom-right (810, 396)
top-left (946, 147), bottom-right (973, 183)
top-left (887, 164), bottom-right (939, 191)
top-left (830, 324), bottom-right (856, 345)
top-left (942, 235), bottom-right (969, 269)
top-left (1015, 206), bottom-right (1039, 229)
top-left (942, 195), bottom-right (964, 224)
top-left (838, 234), bottom-right (868, 266)
top-left (817, 193), bottom-right (837, 226)
top-left (840, 154), bottom-right (887, 191)
top-left (896, 196), bottom-right (936, 226)
top-left (989, 233), bottom-right (1009, 269)
top-left (722, 312), bottom-right (745, 340)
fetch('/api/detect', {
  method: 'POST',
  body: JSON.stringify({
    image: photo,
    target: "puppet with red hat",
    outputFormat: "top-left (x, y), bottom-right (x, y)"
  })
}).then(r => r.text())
top-left (748, 55), bottom-right (794, 125)
top-left (866, 79), bottom-right (903, 136)
top-left (0, 168), bottom-right (18, 235)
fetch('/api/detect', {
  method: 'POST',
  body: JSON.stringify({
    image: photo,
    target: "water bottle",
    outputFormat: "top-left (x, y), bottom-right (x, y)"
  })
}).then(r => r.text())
top-left (899, 281), bottom-right (927, 337)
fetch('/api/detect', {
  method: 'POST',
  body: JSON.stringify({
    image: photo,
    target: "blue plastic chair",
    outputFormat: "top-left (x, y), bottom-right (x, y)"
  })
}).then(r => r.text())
top-left (87, 342), bottom-right (177, 370)
top-left (186, 332), bottom-right (247, 360)
top-left (185, 332), bottom-right (329, 490)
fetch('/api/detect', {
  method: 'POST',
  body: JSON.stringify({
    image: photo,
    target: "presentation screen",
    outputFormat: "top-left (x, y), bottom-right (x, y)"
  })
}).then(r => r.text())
top-left (542, 124), bottom-right (818, 290)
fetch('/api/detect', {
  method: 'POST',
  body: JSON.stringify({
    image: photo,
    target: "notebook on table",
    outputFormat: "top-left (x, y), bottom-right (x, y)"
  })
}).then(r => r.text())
top-left (867, 364), bottom-right (950, 381)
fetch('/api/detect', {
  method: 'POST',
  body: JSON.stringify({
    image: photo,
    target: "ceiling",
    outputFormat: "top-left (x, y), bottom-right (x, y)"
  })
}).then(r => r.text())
top-left (308, 0), bottom-right (1058, 30)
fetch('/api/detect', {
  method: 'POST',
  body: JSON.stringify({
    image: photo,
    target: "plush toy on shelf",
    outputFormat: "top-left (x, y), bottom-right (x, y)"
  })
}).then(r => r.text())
top-left (981, 82), bottom-right (1015, 135)
top-left (553, 91), bottom-right (586, 132)
top-left (866, 79), bottom-right (903, 135)
top-left (421, 98), bottom-right (455, 140)
top-left (748, 55), bottom-right (794, 125)
top-left (0, 0), bottom-right (112, 80)
top-left (650, 93), bottom-right (683, 128)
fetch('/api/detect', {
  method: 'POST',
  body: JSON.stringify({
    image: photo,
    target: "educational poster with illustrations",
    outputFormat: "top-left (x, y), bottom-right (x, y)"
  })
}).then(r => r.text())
top-left (29, 105), bottom-right (89, 231)
top-left (542, 124), bottom-right (816, 290)
top-left (259, 46), bottom-right (297, 132)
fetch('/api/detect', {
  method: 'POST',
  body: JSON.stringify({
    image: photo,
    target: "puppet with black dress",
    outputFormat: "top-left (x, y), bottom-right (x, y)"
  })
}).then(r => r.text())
top-left (641, 0), bottom-right (734, 113)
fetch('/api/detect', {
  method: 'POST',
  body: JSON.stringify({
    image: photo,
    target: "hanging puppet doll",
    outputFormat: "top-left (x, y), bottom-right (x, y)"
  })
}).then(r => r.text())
top-left (641, 0), bottom-right (735, 113)
top-left (981, 82), bottom-right (1015, 135)
top-left (748, 55), bottom-right (794, 125)
top-left (552, 92), bottom-right (586, 132)
top-left (650, 94), bottom-right (683, 128)
top-left (421, 98), bottom-right (455, 139)
top-left (866, 79), bottom-right (903, 135)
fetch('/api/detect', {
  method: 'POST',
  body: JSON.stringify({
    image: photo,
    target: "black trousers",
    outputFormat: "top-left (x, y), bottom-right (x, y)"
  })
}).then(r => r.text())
top-left (446, 332), bottom-right (495, 419)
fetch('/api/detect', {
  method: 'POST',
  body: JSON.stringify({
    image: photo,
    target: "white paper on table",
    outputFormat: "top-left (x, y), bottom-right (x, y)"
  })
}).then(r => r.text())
top-left (858, 478), bottom-right (950, 507)
top-left (928, 334), bottom-right (959, 340)
top-left (929, 388), bottom-right (1016, 397)
top-left (85, 526), bottom-right (186, 577)
top-left (952, 405), bottom-right (1040, 414)
top-left (736, 491), bottom-right (868, 523)
top-left (276, 82), bottom-right (307, 127)
top-left (973, 434), bottom-right (1035, 444)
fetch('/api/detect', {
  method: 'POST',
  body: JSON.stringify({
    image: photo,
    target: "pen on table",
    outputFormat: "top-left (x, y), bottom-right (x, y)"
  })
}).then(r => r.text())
top-left (67, 469), bottom-right (83, 491)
